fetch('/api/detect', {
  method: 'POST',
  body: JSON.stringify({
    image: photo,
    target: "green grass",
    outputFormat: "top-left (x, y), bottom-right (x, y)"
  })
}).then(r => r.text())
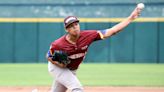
top-left (0, 64), bottom-right (52, 86)
top-left (0, 63), bottom-right (164, 87)
top-left (77, 63), bottom-right (164, 86)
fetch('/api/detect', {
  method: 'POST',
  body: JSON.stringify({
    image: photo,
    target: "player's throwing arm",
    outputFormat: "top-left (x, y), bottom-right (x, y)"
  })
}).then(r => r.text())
top-left (102, 3), bottom-right (145, 39)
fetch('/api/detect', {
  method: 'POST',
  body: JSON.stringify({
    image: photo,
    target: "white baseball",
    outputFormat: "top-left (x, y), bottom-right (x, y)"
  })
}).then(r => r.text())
top-left (137, 3), bottom-right (145, 9)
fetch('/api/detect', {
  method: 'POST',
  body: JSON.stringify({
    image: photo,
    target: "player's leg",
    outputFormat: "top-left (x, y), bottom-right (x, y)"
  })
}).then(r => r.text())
top-left (48, 62), bottom-right (83, 92)
top-left (72, 88), bottom-right (83, 92)
top-left (50, 80), bottom-right (67, 92)
top-left (57, 69), bottom-right (83, 92)
top-left (48, 62), bottom-right (67, 92)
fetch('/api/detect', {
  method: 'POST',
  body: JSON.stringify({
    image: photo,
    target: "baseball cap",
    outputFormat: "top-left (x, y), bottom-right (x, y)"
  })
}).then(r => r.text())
top-left (64, 16), bottom-right (79, 28)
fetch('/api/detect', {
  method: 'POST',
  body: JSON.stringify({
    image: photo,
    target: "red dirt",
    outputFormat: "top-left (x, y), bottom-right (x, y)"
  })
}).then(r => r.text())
top-left (0, 86), bottom-right (164, 92)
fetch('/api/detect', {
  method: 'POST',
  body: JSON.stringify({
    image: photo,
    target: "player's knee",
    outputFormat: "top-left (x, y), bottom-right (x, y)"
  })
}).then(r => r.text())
top-left (72, 88), bottom-right (83, 92)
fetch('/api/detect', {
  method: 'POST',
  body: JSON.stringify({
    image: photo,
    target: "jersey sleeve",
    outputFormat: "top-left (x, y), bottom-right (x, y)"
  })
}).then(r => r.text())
top-left (46, 43), bottom-right (60, 58)
top-left (86, 30), bottom-right (104, 41)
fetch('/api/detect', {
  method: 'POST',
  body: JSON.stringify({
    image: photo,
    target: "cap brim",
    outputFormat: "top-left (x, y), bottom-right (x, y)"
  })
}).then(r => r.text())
top-left (65, 20), bottom-right (79, 28)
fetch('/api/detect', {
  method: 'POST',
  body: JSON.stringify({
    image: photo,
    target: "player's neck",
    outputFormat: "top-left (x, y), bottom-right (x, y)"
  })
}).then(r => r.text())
top-left (66, 34), bottom-right (79, 44)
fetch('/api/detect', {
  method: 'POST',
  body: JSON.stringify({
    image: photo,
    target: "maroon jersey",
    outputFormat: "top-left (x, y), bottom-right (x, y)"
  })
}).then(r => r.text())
top-left (49, 30), bottom-right (102, 70)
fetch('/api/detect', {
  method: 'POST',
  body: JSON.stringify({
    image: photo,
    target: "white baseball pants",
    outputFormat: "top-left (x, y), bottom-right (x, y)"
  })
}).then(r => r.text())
top-left (48, 62), bottom-right (83, 92)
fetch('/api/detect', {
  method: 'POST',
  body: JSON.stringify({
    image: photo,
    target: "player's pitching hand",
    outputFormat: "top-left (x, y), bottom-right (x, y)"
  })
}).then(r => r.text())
top-left (129, 8), bottom-right (141, 20)
top-left (129, 3), bottom-right (144, 20)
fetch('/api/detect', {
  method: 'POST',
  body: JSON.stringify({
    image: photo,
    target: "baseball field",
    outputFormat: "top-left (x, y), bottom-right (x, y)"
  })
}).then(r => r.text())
top-left (0, 63), bottom-right (164, 92)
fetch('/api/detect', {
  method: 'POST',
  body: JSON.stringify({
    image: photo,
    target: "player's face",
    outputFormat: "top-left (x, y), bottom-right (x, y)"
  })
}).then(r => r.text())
top-left (66, 22), bottom-right (80, 36)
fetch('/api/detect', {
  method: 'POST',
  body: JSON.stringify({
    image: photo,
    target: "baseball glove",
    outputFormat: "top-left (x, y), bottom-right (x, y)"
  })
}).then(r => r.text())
top-left (51, 50), bottom-right (70, 65)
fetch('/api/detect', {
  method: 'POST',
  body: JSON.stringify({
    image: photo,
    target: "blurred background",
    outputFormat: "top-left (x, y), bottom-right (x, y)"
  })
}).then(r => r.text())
top-left (0, 0), bottom-right (164, 64)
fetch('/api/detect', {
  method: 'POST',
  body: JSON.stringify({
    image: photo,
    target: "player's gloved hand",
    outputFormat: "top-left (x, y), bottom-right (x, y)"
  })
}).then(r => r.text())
top-left (52, 50), bottom-right (71, 66)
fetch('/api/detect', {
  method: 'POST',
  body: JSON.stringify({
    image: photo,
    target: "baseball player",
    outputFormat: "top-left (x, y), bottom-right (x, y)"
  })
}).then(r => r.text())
top-left (46, 6), bottom-right (142, 92)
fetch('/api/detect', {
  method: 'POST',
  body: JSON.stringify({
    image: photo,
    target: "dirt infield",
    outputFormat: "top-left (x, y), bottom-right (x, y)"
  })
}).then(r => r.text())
top-left (0, 86), bottom-right (164, 92)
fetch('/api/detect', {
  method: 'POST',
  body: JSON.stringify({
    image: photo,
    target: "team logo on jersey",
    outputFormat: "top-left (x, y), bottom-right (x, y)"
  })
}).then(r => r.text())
top-left (81, 45), bottom-right (88, 50)
top-left (69, 52), bottom-right (87, 59)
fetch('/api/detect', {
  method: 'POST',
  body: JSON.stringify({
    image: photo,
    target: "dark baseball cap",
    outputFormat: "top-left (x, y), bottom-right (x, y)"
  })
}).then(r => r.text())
top-left (64, 16), bottom-right (79, 28)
